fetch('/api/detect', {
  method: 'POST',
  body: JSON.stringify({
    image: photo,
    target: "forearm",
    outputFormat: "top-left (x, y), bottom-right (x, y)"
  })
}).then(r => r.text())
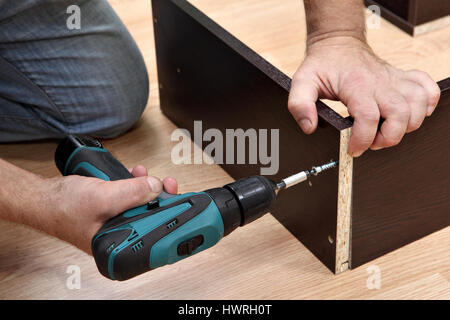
top-left (303, 0), bottom-right (367, 46)
top-left (0, 158), bottom-right (53, 230)
top-left (0, 157), bottom-right (170, 253)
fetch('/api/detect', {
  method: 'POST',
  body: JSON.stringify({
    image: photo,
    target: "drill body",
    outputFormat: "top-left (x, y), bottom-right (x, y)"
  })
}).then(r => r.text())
top-left (55, 136), bottom-right (277, 281)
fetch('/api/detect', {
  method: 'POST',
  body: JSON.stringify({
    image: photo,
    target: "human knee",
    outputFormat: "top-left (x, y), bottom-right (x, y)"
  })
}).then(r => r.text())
top-left (78, 34), bottom-right (150, 138)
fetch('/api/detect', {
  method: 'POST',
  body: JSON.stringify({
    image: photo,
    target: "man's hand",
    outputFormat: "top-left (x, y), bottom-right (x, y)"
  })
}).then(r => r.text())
top-left (288, 37), bottom-right (440, 157)
top-left (45, 166), bottom-right (178, 254)
top-left (0, 159), bottom-right (177, 254)
top-left (289, 0), bottom-right (441, 157)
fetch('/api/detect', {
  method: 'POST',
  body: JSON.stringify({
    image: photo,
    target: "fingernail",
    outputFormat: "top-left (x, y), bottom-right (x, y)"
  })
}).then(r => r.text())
top-left (299, 119), bottom-right (312, 133)
top-left (370, 146), bottom-right (383, 151)
top-left (426, 106), bottom-right (435, 116)
top-left (147, 177), bottom-right (162, 193)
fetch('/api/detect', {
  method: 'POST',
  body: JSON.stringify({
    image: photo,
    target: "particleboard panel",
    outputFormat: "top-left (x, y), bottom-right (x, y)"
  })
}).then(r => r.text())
top-left (153, 0), bottom-right (450, 273)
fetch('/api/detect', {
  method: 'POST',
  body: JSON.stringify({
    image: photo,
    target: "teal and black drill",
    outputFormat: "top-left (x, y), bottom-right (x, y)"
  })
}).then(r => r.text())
top-left (55, 135), bottom-right (338, 281)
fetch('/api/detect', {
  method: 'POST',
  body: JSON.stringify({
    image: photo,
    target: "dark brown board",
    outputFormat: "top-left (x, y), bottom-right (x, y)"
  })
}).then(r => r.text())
top-left (411, 0), bottom-right (450, 26)
top-left (152, 0), bottom-right (351, 272)
top-left (365, 0), bottom-right (450, 35)
top-left (368, 0), bottom-right (410, 21)
top-left (350, 78), bottom-right (450, 268)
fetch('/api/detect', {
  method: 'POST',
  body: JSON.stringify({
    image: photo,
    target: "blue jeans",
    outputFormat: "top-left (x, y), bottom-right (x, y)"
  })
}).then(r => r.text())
top-left (0, 0), bottom-right (149, 142)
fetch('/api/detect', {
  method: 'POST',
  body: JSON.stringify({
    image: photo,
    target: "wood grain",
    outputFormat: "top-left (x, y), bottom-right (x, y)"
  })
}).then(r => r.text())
top-left (0, 0), bottom-right (448, 299)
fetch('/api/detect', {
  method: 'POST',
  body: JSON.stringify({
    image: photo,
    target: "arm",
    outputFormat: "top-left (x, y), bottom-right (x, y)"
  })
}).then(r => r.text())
top-left (0, 158), bottom-right (177, 254)
top-left (288, 0), bottom-right (441, 157)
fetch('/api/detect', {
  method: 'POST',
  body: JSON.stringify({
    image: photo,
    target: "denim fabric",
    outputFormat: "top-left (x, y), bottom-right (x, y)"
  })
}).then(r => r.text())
top-left (0, 0), bottom-right (149, 142)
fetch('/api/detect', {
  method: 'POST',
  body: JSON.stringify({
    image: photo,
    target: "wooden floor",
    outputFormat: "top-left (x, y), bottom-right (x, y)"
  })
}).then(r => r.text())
top-left (0, 0), bottom-right (448, 299)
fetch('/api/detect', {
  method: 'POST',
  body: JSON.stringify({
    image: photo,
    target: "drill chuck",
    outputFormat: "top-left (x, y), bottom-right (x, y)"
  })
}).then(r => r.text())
top-left (205, 176), bottom-right (277, 236)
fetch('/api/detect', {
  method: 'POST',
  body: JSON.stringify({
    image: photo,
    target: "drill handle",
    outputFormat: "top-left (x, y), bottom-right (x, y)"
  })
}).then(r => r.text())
top-left (55, 135), bottom-right (132, 181)
top-left (55, 136), bottom-right (173, 199)
top-left (55, 135), bottom-right (177, 236)
top-left (66, 146), bottom-right (132, 181)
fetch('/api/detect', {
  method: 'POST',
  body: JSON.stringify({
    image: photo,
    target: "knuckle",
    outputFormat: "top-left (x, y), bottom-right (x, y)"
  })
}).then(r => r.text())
top-left (408, 69), bottom-right (429, 81)
top-left (292, 65), bottom-right (314, 80)
top-left (385, 137), bottom-right (402, 147)
top-left (390, 102), bottom-right (410, 120)
top-left (355, 137), bottom-right (373, 148)
top-left (93, 192), bottom-right (111, 214)
top-left (411, 86), bottom-right (428, 103)
top-left (361, 110), bottom-right (380, 123)
top-left (384, 130), bottom-right (404, 146)
top-left (287, 100), bottom-right (300, 112)
top-left (288, 99), bottom-right (313, 113)
top-left (346, 70), bottom-right (367, 83)
top-left (407, 120), bottom-right (422, 132)
top-left (409, 70), bottom-right (440, 104)
top-left (130, 180), bottom-right (150, 200)
top-left (140, 179), bottom-right (153, 196)
top-left (385, 93), bottom-right (405, 107)
top-left (411, 69), bottom-right (426, 77)
top-left (430, 85), bottom-right (441, 104)
top-left (351, 128), bottom-right (376, 148)
top-left (399, 105), bottom-right (411, 117)
top-left (92, 183), bottom-right (117, 213)
top-left (343, 71), bottom-right (370, 90)
top-left (292, 71), bottom-right (307, 82)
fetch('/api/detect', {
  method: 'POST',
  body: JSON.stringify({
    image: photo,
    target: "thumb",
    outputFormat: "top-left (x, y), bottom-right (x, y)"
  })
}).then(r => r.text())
top-left (288, 74), bottom-right (319, 134)
top-left (102, 176), bottom-right (163, 215)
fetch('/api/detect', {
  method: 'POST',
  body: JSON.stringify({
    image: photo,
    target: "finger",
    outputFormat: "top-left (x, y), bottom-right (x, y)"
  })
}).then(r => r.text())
top-left (130, 165), bottom-right (148, 177)
top-left (346, 96), bottom-right (380, 157)
top-left (163, 177), bottom-right (178, 194)
top-left (100, 176), bottom-right (163, 215)
top-left (396, 80), bottom-right (428, 133)
top-left (406, 70), bottom-right (441, 116)
top-left (371, 90), bottom-right (410, 149)
top-left (288, 74), bottom-right (319, 134)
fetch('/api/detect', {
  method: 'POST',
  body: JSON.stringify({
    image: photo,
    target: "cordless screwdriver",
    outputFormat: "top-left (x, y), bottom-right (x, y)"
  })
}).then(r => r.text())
top-left (55, 135), bottom-right (338, 281)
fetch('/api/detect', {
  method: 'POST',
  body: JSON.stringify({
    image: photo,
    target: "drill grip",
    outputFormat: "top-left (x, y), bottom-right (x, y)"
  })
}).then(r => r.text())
top-left (55, 136), bottom-right (132, 181)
